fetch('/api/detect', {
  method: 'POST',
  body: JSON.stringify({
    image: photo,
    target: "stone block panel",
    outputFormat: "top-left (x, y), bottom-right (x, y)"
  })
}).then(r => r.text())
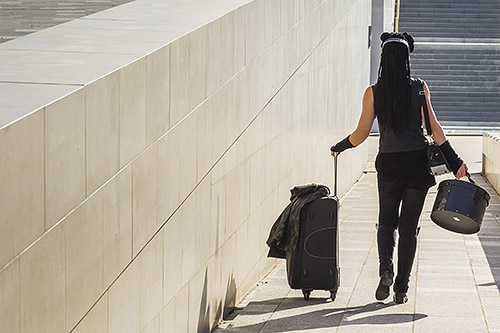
top-left (157, 110), bottom-right (197, 225)
top-left (0, 111), bottom-right (44, 269)
top-left (85, 71), bottom-right (120, 195)
top-left (20, 223), bottom-right (65, 333)
top-left (146, 45), bottom-right (171, 146)
top-left (169, 35), bottom-right (190, 126)
top-left (0, 258), bottom-right (20, 333)
top-left (108, 259), bottom-right (140, 333)
top-left (65, 193), bottom-right (104, 331)
top-left (188, 27), bottom-right (207, 111)
top-left (132, 143), bottom-right (159, 257)
top-left (102, 167), bottom-right (133, 289)
top-left (45, 89), bottom-right (86, 230)
top-left (119, 57), bottom-right (147, 168)
top-left (139, 230), bottom-right (164, 331)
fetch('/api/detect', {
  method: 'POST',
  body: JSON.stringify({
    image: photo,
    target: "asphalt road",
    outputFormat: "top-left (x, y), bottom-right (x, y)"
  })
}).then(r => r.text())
top-left (0, 0), bottom-right (135, 43)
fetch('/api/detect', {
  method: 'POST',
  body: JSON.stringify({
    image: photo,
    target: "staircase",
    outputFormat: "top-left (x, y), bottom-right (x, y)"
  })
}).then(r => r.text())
top-left (398, 0), bottom-right (500, 127)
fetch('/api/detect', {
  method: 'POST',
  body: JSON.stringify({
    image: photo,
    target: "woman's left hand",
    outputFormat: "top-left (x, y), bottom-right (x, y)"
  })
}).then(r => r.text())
top-left (455, 163), bottom-right (468, 179)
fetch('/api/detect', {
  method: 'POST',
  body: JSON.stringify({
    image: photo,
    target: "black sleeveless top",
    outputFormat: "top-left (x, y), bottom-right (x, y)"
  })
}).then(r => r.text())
top-left (373, 78), bottom-right (436, 189)
top-left (372, 78), bottom-right (429, 153)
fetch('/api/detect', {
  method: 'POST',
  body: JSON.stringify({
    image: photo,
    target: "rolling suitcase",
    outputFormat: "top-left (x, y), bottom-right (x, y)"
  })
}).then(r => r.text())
top-left (285, 155), bottom-right (340, 301)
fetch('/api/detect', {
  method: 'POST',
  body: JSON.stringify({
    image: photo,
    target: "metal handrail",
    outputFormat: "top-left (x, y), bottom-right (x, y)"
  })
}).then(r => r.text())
top-left (395, 0), bottom-right (401, 32)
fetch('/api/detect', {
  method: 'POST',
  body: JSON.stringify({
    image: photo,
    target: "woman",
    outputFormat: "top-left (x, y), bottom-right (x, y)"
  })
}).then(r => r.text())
top-left (330, 32), bottom-right (468, 304)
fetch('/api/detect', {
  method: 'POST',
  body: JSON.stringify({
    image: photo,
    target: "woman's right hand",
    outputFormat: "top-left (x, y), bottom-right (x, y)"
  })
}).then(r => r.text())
top-left (455, 163), bottom-right (468, 179)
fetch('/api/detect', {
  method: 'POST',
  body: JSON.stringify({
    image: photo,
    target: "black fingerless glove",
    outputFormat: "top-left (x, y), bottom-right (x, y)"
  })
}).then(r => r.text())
top-left (331, 135), bottom-right (355, 153)
top-left (438, 140), bottom-right (463, 175)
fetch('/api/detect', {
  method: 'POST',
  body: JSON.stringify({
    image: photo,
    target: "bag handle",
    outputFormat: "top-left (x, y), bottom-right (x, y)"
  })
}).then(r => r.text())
top-left (466, 172), bottom-right (475, 184)
top-left (417, 79), bottom-right (433, 137)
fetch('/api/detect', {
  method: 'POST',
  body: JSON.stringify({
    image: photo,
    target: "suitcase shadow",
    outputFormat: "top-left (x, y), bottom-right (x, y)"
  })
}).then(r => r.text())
top-left (222, 298), bottom-right (428, 331)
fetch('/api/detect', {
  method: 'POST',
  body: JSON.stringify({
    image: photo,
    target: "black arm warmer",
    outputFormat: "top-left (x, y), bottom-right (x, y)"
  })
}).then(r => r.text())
top-left (439, 140), bottom-right (463, 174)
top-left (331, 135), bottom-right (355, 153)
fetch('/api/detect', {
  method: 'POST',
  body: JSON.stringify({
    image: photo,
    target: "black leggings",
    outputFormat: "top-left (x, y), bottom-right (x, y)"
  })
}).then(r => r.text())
top-left (377, 182), bottom-right (428, 293)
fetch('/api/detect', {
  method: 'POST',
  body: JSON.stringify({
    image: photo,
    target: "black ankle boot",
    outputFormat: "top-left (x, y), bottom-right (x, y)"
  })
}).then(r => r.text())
top-left (375, 272), bottom-right (394, 301)
top-left (394, 293), bottom-right (408, 304)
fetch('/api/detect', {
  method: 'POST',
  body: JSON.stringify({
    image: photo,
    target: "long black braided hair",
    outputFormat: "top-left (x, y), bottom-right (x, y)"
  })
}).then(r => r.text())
top-left (374, 32), bottom-right (415, 135)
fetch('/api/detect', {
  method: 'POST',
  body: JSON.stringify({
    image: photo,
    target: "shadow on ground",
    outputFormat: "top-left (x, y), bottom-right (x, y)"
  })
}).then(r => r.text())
top-left (222, 298), bottom-right (427, 332)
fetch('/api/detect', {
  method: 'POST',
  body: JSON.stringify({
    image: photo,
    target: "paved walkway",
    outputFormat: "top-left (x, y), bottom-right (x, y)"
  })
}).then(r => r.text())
top-left (0, 0), bottom-right (134, 43)
top-left (215, 136), bottom-right (500, 332)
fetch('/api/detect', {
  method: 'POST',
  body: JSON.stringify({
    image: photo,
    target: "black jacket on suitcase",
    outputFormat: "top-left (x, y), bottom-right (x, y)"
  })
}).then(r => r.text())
top-left (266, 184), bottom-right (330, 258)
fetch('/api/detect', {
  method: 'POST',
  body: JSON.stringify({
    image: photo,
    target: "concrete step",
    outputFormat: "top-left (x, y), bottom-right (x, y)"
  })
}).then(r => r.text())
top-left (411, 54), bottom-right (500, 68)
top-left (413, 50), bottom-right (500, 57)
top-left (399, 28), bottom-right (500, 35)
top-left (433, 109), bottom-right (500, 115)
top-left (429, 92), bottom-right (500, 100)
top-left (407, 33), bottom-right (500, 39)
top-left (436, 114), bottom-right (500, 122)
top-left (404, 0), bottom-right (499, 3)
top-left (430, 89), bottom-right (500, 96)
top-left (437, 111), bottom-right (500, 117)
top-left (407, 32), bottom-right (500, 38)
top-left (423, 82), bottom-right (500, 89)
top-left (401, 4), bottom-right (500, 10)
top-left (413, 53), bottom-right (500, 60)
top-left (403, 28), bottom-right (500, 35)
top-left (414, 76), bottom-right (500, 83)
top-left (436, 109), bottom-right (500, 116)
top-left (402, 0), bottom-right (500, 3)
top-left (401, 0), bottom-right (500, 5)
top-left (412, 64), bottom-right (500, 72)
top-left (411, 55), bottom-right (500, 65)
top-left (436, 100), bottom-right (500, 107)
top-left (429, 88), bottom-right (500, 95)
top-left (401, 1), bottom-right (500, 6)
top-left (413, 45), bottom-right (500, 52)
top-left (412, 63), bottom-right (500, 71)
top-left (415, 77), bottom-right (500, 85)
top-left (400, 9), bottom-right (500, 16)
top-left (400, 7), bottom-right (500, 14)
top-left (413, 70), bottom-right (500, 82)
top-left (440, 120), bottom-right (500, 126)
top-left (434, 103), bottom-right (500, 110)
top-left (409, 37), bottom-right (500, 43)
top-left (399, 20), bottom-right (500, 30)
top-left (414, 70), bottom-right (500, 78)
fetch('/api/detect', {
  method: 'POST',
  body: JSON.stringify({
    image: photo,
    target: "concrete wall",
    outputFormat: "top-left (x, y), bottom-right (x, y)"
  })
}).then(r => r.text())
top-left (0, 0), bottom-right (371, 332)
top-left (483, 133), bottom-right (500, 195)
top-left (370, 0), bottom-right (395, 83)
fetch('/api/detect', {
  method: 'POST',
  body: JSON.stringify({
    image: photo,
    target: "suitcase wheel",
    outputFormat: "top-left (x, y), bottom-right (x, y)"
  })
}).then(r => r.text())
top-left (302, 289), bottom-right (312, 300)
top-left (330, 290), bottom-right (336, 301)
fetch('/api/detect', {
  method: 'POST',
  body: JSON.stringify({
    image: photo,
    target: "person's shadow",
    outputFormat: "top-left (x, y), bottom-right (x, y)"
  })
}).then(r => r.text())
top-left (221, 297), bottom-right (427, 332)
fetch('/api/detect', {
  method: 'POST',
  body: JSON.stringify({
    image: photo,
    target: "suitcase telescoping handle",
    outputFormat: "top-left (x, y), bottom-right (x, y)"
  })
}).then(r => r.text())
top-left (334, 153), bottom-right (338, 197)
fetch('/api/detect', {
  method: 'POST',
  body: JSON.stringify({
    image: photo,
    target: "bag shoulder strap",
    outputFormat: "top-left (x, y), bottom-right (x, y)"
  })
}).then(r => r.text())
top-left (417, 78), bottom-right (432, 136)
